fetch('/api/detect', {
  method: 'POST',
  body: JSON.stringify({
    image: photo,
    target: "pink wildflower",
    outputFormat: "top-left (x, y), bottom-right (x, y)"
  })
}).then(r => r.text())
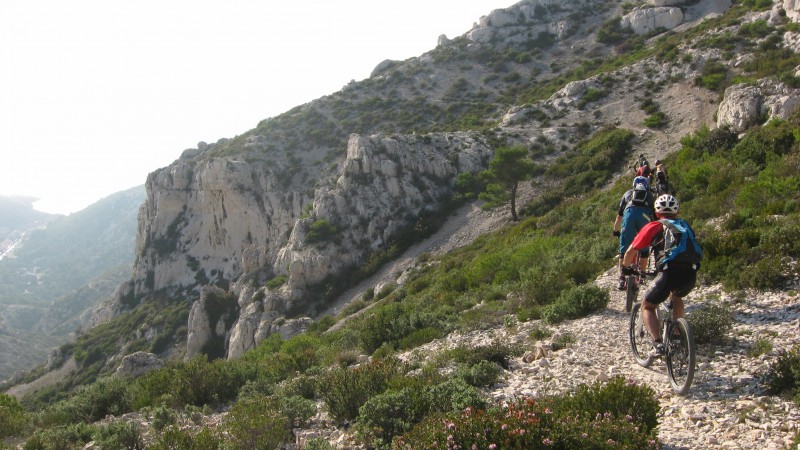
top-left (543, 438), bottom-right (554, 446)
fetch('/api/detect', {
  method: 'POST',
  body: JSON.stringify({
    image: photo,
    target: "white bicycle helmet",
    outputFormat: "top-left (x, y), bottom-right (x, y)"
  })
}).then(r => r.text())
top-left (655, 194), bottom-right (679, 215)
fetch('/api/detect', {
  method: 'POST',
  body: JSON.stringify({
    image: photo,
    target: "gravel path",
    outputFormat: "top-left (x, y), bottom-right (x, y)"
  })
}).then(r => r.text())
top-left (395, 269), bottom-right (800, 450)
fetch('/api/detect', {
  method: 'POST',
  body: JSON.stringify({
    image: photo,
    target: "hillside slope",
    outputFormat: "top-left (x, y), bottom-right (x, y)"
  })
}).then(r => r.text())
top-left (294, 272), bottom-right (800, 449)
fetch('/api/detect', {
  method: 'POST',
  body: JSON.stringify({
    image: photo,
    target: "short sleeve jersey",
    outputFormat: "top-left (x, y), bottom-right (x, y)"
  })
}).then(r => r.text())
top-left (617, 190), bottom-right (655, 217)
top-left (630, 221), bottom-right (663, 251)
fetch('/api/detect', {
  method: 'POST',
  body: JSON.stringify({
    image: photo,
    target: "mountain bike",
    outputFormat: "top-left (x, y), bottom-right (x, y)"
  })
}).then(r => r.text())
top-left (624, 253), bottom-right (657, 313)
top-left (629, 282), bottom-right (697, 395)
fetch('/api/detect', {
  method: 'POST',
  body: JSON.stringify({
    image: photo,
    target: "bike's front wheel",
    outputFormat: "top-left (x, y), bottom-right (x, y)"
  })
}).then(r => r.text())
top-left (629, 303), bottom-right (653, 367)
top-left (666, 318), bottom-right (696, 395)
top-left (625, 275), bottom-right (637, 312)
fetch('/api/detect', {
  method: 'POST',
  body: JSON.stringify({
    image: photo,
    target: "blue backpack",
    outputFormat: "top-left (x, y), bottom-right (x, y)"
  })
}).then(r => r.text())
top-left (657, 218), bottom-right (703, 269)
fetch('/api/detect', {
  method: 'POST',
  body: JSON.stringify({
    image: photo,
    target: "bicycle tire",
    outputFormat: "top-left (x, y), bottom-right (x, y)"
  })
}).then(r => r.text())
top-left (625, 274), bottom-right (637, 312)
top-left (666, 318), bottom-right (696, 395)
top-left (629, 303), bottom-right (653, 367)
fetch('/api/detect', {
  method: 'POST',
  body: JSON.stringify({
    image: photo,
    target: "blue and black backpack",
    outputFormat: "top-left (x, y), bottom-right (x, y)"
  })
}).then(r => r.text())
top-left (656, 218), bottom-right (703, 269)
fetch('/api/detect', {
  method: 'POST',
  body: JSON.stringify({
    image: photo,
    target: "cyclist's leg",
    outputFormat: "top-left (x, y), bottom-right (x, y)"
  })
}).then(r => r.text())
top-left (641, 300), bottom-right (660, 341)
top-left (669, 294), bottom-right (684, 319)
top-left (643, 271), bottom-right (671, 341)
top-left (666, 266), bottom-right (697, 319)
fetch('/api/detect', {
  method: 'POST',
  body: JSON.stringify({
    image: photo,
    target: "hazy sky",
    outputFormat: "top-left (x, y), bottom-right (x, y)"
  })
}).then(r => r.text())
top-left (0, 0), bottom-right (514, 215)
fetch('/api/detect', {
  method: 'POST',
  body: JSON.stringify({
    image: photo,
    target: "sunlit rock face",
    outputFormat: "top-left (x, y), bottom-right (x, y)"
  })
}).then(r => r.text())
top-left (124, 131), bottom-right (492, 358)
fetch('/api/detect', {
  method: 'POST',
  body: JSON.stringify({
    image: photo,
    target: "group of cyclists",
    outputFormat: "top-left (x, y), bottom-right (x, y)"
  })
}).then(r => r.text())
top-left (613, 154), bottom-right (702, 357)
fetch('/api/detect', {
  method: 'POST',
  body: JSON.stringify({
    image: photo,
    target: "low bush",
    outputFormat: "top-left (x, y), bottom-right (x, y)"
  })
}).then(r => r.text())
top-left (643, 111), bottom-right (668, 128)
top-left (93, 421), bottom-right (145, 450)
top-left (356, 376), bottom-right (488, 449)
top-left (686, 302), bottom-right (734, 345)
top-left (395, 377), bottom-right (659, 449)
top-left (763, 345), bottom-right (800, 400)
top-left (542, 284), bottom-right (610, 324)
top-left (455, 360), bottom-right (504, 387)
top-left (749, 337), bottom-right (773, 358)
top-left (355, 387), bottom-right (431, 448)
top-left (22, 423), bottom-right (94, 450)
top-left (318, 358), bottom-right (401, 423)
top-left (224, 395), bottom-right (292, 450)
top-left (448, 340), bottom-right (520, 370)
top-left (149, 426), bottom-right (222, 450)
top-left (0, 393), bottom-right (27, 438)
top-left (36, 376), bottom-right (133, 427)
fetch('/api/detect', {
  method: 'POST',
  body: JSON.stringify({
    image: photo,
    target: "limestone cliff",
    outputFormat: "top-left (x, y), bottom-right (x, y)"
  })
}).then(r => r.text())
top-left (115, 130), bottom-right (491, 359)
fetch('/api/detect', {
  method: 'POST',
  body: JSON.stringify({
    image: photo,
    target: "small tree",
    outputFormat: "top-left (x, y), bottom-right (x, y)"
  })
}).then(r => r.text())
top-left (479, 146), bottom-right (535, 220)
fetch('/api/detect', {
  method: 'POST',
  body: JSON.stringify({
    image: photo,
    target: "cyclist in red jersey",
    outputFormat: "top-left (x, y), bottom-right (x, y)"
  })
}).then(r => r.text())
top-left (621, 194), bottom-right (701, 356)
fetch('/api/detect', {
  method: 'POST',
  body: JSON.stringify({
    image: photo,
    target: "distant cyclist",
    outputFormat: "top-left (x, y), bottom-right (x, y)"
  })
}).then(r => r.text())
top-left (613, 176), bottom-right (655, 290)
top-left (621, 194), bottom-right (702, 356)
top-left (653, 159), bottom-right (673, 196)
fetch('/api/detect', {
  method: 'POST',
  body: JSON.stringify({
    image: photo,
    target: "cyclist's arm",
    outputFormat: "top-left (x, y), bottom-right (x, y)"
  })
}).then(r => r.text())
top-left (621, 221), bottom-right (662, 267)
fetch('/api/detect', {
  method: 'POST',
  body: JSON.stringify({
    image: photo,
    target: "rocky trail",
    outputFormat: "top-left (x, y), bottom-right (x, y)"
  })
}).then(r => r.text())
top-left (312, 181), bottom-right (800, 449)
top-left (391, 270), bottom-right (800, 450)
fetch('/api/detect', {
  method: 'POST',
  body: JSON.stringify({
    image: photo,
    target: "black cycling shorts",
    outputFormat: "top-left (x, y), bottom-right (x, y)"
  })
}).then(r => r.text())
top-left (644, 265), bottom-right (697, 305)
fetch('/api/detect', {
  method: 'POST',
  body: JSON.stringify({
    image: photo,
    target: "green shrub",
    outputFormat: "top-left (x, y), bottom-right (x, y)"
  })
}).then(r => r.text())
top-left (307, 219), bottom-right (339, 243)
top-left (426, 377), bottom-right (486, 412)
top-left (542, 284), bottom-right (610, 324)
top-left (694, 60), bottom-right (728, 91)
top-left (149, 426), bottom-right (222, 450)
top-left (23, 423), bottom-right (94, 450)
top-left (224, 395), bottom-right (292, 450)
top-left (93, 421), bottom-right (145, 450)
top-left (454, 360), bottom-right (504, 387)
top-left (396, 377), bottom-right (659, 449)
top-left (37, 376), bottom-right (133, 427)
top-left (276, 374), bottom-right (318, 400)
top-left (277, 395), bottom-right (317, 427)
top-left (305, 438), bottom-right (337, 450)
top-left (448, 340), bottom-right (520, 370)
top-left (164, 356), bottom-right (254, 408)
top-left (686, 302), bottom-right (734, 345)
top-left (266, 274), bottom-right (288, 290)
top-left (763, 345), bottom-right (800, 399)
top-left (318, 358), bottom-right (401, 423)
top-left (149, 404), bottom-right (178, 431)
top-left (643, 111), bottom-right (668, 128)
top-left (355, 387), bottom-right (430, 448)
top-left (749, 338), bottom-right (773, 358)
top-left (557, 377), bottom-right (659, 433)
top-left (0, 393), bottom-right (27, 438)
top-left (425, 377), bottom-right (487, 414)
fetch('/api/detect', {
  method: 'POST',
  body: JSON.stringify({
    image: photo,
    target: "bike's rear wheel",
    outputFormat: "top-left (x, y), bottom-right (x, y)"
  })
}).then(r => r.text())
top-left (629, 303), bottom-right (653, 367)
top-left (625, 275), bottom-right (637, 312)
top-left (666, 318), bottom-right (696, 395)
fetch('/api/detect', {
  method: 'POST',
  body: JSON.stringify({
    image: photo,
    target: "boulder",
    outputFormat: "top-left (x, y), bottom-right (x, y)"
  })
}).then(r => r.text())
top-left (114, 352), bottom-right (163, 378)
top-left (785, 0), bottom-right (800, 22)
top-left (716, 84), bottom-right (763, 133)
top-left (271, 317), bottom-right (313, 340)
top-left (622, 7), bottom-right (684, 35)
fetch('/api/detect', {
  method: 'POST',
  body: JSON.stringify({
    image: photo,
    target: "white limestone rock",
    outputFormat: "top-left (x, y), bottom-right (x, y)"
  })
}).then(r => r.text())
top-left (787, 0), bottom-right (800, 21)
top-left (622, 7), bottom-right (684, 35)
top-left (717, 84), bottom-right (763, 133)
top-left (114, 352), bottom-right (163, 378)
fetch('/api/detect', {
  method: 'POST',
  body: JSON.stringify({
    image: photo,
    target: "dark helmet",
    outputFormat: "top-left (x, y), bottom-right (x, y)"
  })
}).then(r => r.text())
top-left (633, 176), bottom-right (649, 190)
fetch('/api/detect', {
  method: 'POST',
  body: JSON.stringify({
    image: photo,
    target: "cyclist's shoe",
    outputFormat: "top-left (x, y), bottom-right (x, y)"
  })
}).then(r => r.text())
top-left (651, 342), bottom-right (665, 357)
top-left (617, 277), bottom-right (626, 291)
